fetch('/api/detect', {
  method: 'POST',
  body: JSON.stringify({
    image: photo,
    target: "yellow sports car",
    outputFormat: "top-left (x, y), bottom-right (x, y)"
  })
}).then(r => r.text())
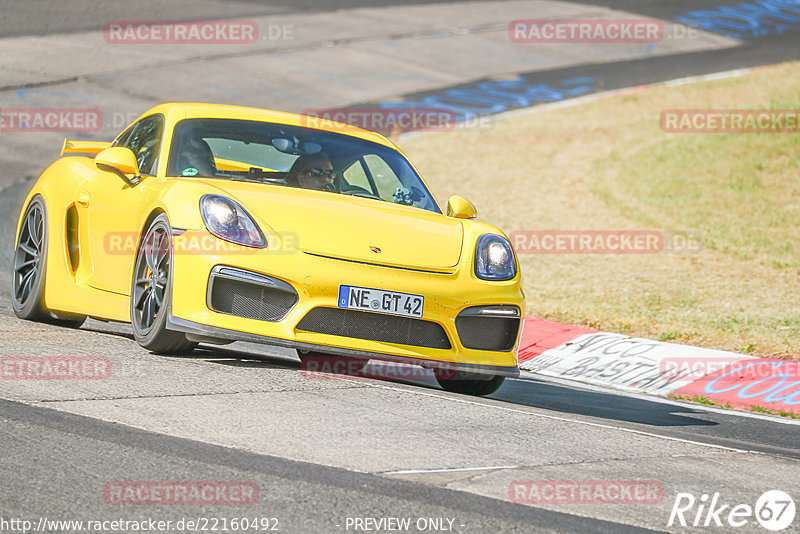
top-left (12, 103), bottom-right (525, 396)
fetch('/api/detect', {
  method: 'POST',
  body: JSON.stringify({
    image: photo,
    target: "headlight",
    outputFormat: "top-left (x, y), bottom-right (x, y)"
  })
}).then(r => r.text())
top-left (200, 195), bottom-right (267, 248)
top-left (475, 234), bottom-right (517, 281)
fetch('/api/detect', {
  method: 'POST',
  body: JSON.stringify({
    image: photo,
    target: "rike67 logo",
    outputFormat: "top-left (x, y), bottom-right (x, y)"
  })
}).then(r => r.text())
top-left (669, 490), bottom-right (795, 531)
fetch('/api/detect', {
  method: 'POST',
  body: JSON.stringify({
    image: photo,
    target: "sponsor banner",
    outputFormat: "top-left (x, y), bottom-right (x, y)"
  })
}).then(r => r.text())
top-left (673, 359), bottom-right (800, 414)
top-left (516, 318), bottom-right (597, 368)
top-left (525, 332), bottom-right (754, 395)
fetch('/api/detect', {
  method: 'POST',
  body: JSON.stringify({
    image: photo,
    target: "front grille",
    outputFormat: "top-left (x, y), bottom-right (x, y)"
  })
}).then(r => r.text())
top-left (208, 268), bottom-right (298, 322)
top-left (455, 306), bottom-right (521, 352)
top-left (296, 307), bottom-right (451, 349)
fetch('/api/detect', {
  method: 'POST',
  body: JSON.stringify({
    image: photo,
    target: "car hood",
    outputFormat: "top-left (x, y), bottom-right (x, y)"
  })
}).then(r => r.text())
top-left (199, 181), bottom-right (464, 270)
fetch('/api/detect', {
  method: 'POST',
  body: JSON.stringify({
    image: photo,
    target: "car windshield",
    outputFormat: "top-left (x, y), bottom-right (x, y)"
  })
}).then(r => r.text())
top-left (167, 118), bottom-right (440, 213)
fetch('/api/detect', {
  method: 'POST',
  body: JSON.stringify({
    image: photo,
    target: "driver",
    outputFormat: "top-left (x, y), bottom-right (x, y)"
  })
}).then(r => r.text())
top-left (285, 153), bottom-right (336, 191)
top-left (176, 130), bottom-right (217, 177)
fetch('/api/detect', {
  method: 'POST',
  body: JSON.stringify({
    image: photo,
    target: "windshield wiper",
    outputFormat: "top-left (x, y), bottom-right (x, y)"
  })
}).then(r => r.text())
top-left (212, 168), bottom-right (284, 185)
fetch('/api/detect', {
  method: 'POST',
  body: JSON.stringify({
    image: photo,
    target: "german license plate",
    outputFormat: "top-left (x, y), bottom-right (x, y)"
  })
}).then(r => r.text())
top-left (338, 285), bottom-right (424, 318)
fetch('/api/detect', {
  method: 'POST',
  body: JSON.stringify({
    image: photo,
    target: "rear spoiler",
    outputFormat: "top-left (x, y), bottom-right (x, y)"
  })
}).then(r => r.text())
top-left (60, 139), bottom-right (112, 157)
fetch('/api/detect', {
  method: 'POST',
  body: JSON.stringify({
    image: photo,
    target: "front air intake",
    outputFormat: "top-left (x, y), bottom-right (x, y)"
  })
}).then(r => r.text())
top-left (207, 266), bottom-right (298, 322)
top-left (455, 306), bottom-right (521, 352)
top-left (296, 307), bottom-right (451, 350)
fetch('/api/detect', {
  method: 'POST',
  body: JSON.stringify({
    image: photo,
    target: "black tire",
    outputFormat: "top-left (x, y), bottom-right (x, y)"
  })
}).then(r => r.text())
top-left (434, 369), bottom-right (505, 396)
top-left (296, 349), bottom-right (368, 374)
top-left (131, 214), bottom-right (197, 354)
top-left (12, 196), bottom-right (86, 328)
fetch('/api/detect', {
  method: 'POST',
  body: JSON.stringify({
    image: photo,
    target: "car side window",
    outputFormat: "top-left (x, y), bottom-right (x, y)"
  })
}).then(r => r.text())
top-left (342, 160), bottom-right (373, 192)
top-left (118, 115), bottom-right (163, 175)
top-left (363, 154), bottom-right (402, 198)
top-left (112, 126), bottom-right (134, 148)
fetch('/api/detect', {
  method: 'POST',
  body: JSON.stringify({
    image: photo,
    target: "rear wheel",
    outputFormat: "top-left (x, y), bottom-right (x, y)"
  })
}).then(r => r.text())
top-left (131, 214), bottom-right (197, 354)
top-left (434, 369), bottom-right (505, 396)
top-left (296, 349), bottom-right (368, 374)
top-left (13, 196), bottom-right (85, 327)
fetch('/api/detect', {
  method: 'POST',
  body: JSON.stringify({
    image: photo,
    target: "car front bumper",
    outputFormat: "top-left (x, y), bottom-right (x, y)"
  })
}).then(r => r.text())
top-left (169, 230), bottom-right (525, 377)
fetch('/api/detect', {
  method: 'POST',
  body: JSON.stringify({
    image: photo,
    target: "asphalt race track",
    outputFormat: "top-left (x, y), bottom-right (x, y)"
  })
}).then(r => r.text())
top-left (1, 1), bottom-right (799, 533)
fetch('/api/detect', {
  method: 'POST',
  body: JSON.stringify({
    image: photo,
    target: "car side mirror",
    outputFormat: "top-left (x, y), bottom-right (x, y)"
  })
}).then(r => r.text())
top-left (446, 195), bottom-right (477, 219)
top-left (96, 147), bottom-right (140, 185)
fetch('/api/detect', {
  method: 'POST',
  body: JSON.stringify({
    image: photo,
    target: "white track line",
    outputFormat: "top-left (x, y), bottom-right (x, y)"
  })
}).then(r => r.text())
top-left (383, 465), bottom-right (519, 475)
top-left (367, 382), bottom-right (753, 454)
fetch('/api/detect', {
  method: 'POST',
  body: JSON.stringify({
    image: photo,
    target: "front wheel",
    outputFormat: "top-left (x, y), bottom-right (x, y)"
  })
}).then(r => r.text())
top-left (434, 369), bottom-right (505, 396)
top-left (131, 214), bottom-right (196, 354)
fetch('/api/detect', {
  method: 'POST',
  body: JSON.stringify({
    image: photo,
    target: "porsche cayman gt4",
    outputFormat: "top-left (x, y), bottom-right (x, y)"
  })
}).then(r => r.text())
top-left (12, 103), bottom-right (525, 396)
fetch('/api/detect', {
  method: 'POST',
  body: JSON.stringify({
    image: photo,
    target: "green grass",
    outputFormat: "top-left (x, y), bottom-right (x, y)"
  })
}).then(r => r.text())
top-left (659, 331), bottom-right (680, 342)
top-left (749, 405), bottom-right (800, 419)
top-left (668, 394), bottom-right (732, 409)
top-left (669, 395), bottom-right (800, 418)
top-left (596, 132), bottom-right (800, 270)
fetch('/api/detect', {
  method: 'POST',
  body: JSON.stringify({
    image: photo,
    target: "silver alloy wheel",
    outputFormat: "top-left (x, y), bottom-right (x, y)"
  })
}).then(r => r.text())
top-left (13, 201), bottom-right (44, 307)
top-left (132, 220), bottom-right (170, 333)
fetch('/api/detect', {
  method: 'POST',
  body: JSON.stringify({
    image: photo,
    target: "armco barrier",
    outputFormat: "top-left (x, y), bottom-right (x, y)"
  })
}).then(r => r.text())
top-left (516, 318), bottom-right (800, 415)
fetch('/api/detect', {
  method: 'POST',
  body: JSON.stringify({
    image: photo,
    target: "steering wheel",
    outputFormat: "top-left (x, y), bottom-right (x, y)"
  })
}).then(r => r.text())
top-left (340, 185), bottom-right (382, 200)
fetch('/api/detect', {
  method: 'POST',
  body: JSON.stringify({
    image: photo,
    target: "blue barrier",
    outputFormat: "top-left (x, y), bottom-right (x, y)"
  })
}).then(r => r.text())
top-left (677, 0), bottom-right (800, 39)
top-left (378, 76), bottom-right (596, 122)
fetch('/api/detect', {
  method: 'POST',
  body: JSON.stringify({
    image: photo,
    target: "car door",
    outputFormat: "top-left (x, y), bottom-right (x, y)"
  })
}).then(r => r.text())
top-left (81, 114), bottom-right (163, 295)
